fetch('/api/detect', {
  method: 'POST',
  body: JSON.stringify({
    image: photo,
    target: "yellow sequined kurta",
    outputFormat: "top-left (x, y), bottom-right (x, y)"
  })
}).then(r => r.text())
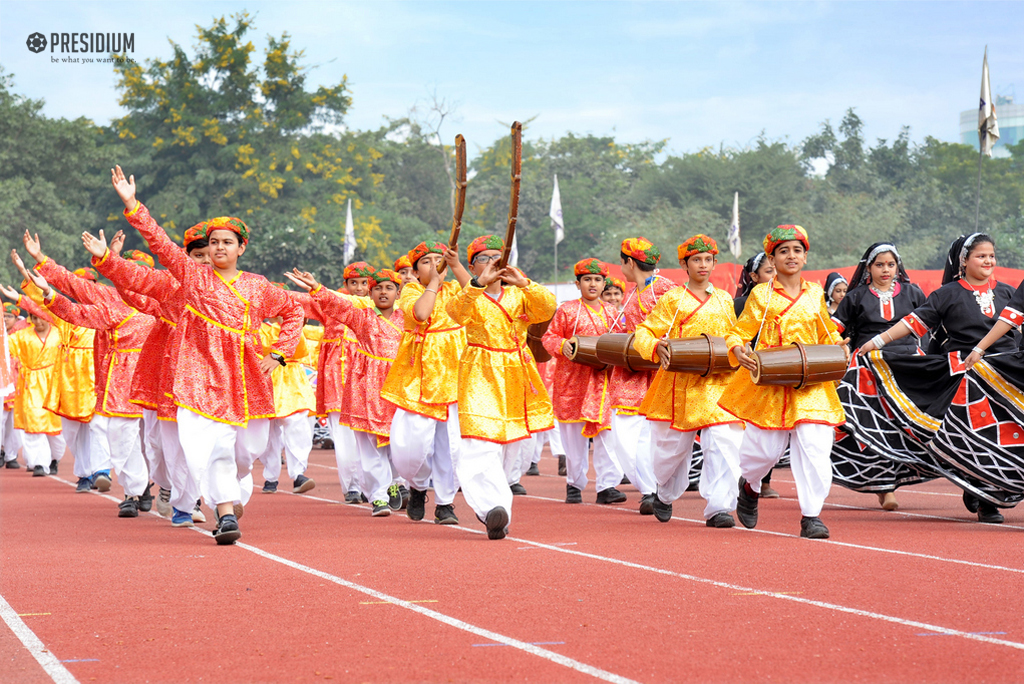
top-left (719, 279), bottom-right (845, 430)
top-left (446, 282), bottom-right (556, 443)
top-left (381, 280), bottom-right (466, 421)
top-left (260, 322), bottom-right (315, 417)
top-left (633, 286), bottom-right (741, 432)
top-left (9, 326), bottom-right (62, 434)
top-left (299, 324), bottom-right (323, 370)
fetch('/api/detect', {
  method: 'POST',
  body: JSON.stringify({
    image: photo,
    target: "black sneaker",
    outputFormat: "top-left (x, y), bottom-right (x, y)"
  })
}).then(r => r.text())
top-left (557, 455), bottom-right (567, 476)
top-left (49, 459), bottom-right (58, 475)
top-left (138, 483), bottom-right (153, 512)
top-left (638, 493), bottom-right (656, 516)
top-left (4, 459), bottom-right (19, 469)
top-left (292, 474), bottom-right (315, 494)
top-left (214, 514), bottom-right (241, 545)
top-left (510, 482), bottom-right (527, 496)
top-left (434, 504), bottom-right (459, 525)
top-left (485, 506), bottom-right (509, 540)
top-left (344, 490), bottom-right (362, 505)
top-left (118, 496), bottom-right (139, 518)
top-left (75, 476), bottom-right (92, 492)
top-left (596, 487), bottom-right (626, 504)
top-left (407, 488), bottom-right (427, 521)
top-left (962, 491), bottom-right (981, 513)
top-left (565, 484), bottom-right (582, 504)
top-left (620, 475), bottom-right (631, 486)
top-left (653, 496), bottom-right (673, 523)
top-left (321, 439), bottom-right (334, 450)
top-left (736, 477), bottom-right (759, 529)
top-left (387, 483), bottom-right (403, 510)
top-left (371, 500), bottom-right (391, 517)
top-left (93, 472), bottom-right (111, 492)
top-left (800, 516), bottom-right (830, 539)
top-left (706, 511), bottom-right (736, 528)
top-left (32, 465), bottom-right (46, 477)
top-left (525, 462), bottom-right (540, 476)
top-left (399, 484), bottom-right (410, 510)
top-left (262, 480), bottom-right (278, 494)
top-left (977, 502), bottom-right (1005, 524)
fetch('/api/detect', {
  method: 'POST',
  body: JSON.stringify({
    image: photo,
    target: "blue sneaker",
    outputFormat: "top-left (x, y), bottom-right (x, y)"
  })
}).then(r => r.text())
top-left (75, 477), bottom-right (93, 493)
top-left (171, 508), bottom-right (195, 528)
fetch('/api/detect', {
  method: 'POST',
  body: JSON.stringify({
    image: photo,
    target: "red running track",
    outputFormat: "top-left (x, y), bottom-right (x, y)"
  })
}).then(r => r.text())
top-left (2, 445), bottom-right (1023, 683)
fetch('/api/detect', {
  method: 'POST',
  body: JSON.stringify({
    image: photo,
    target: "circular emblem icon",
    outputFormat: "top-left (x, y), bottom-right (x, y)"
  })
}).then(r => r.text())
top-left (26, 32), bottom-right (47, 53)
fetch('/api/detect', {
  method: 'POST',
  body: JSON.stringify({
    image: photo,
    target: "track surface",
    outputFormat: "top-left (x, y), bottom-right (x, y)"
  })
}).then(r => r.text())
top-left (2, 444), bottom-right (1023, 684)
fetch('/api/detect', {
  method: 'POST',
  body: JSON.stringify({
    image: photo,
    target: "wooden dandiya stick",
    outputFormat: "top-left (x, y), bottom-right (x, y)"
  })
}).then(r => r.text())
top-left (438, 134), bottom-right (467, 274)
top-left (496, 121), bottom-right (522, 270)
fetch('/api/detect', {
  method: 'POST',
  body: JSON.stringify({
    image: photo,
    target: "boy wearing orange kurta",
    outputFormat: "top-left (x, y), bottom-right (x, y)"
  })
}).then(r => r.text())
top-left (541, 258), bottom-right (624, 505)
top-left (446, 235), bottom-right (556, 539)
top-left (382, 242), bottom-right (470, 523)
top-left (633, 235), bottom-right (743, 527)
top-left (723, 225), bottom-right (847, 539)
top-left (8, 312), bottom-right (65, 476)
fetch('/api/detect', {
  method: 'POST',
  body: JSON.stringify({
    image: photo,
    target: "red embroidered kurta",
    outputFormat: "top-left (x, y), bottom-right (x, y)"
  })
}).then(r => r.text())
top-left (45, 291), bottom-right (154, 419)
top-left (541, 298), bottom-right (617, 436)
top-left (608, 275), bottom-right (677, 413)
top-left (126, 202), bottom-right (304, 426)
top-left (312, 286), bottom-right (404, 441)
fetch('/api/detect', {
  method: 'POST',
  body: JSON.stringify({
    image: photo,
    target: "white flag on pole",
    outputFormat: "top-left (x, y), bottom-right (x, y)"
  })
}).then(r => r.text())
top-left (509, 231), bottom-right (519, 268)
top-left (979, 48), bottom-right (1000, 157)
top-left (549, 174), bottom-right (564, 245)
top-left (343, 198), bottom-right (356, 266)
top-left (728, 191), bottom-right (741, 258)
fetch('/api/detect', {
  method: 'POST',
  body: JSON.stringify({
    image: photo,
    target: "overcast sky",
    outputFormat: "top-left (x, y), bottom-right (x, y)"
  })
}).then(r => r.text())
top-left (2, 1), bottom-right (1021, 156)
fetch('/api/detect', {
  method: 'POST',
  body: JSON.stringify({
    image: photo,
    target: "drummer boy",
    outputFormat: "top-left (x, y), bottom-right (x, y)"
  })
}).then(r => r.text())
top-left (722, 225), bottom-right (848, 539)
top-left (540, 258), bottom-right (625, 505)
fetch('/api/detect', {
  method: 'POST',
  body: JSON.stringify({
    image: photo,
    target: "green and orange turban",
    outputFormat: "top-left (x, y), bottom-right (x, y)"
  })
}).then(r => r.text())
top-left (270, 281), bottom-right (289, 290)
top-left (763, 225), bottom-right (809, 255)
top-left (678, 234), bottom-right (719, 261)
top-left (467, 235), bottom-right (504, 263)
top-left (4, 302), bottom-right (21, 316)
top-left (343, 262), bottom-right (376, 280)
top-left (183, 224), bottom-right (207, 248)
top-left (604, 276), bottom-right (626, 292)
top-left (393, 255), bottom-right (413, 272)
top-left (407, 242), bottom-right (446, 268)
top-left (73, 267), bottom-right (98, 281)
top-left (574, 258), bottom-right (608, 277)
top-left (371, 269), bottom-right (402, 287)
top-left (620, 237), bottom-right (661, 266)
top-left (124, 250), bottom-right (154, 268)
top-left (203, 216), bottom-right (250, 245)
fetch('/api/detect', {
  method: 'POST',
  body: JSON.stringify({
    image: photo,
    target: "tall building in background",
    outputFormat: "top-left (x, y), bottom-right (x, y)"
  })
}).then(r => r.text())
top-left (960, 95), bottom-right (1022, 158)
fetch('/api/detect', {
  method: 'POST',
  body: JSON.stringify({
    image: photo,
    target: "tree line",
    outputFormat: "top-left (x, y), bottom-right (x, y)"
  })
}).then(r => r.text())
top-left (1, 12), bottom-right (1022, 289)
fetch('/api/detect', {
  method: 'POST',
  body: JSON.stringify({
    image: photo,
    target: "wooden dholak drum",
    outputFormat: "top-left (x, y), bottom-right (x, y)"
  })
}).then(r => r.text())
top-left (751, 342), bottom-right (849, 389)
top-left (594, 333), bottom-right (660, 372)
top-left (527, 318), bottom-right (553, 363)
top-left (567, 335), bottom-right (608, 370)
top-left (663, 334), bottom-right (736, 377)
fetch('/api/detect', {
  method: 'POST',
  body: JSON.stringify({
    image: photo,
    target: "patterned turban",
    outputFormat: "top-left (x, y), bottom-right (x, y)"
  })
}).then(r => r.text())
top-left (407, 242), bottom-right (446, 268)
top-left (73, 267), bottom-right (98, 281)
top-left (393, 255), bottom-right (413, 271)
top-left (4, 302), bottom-right (21, 316)
top-left (574, 258), bottom-right (608, 277)
top-left (343, 262), bottom-right (376, 280)
top-left (763, 225), bottom-right (809, 255)
top-left (203, 216), bottom-right (250, 245)
top-left (270, 282), bottom-right (289, 290)
top-left (371, 269), bottom-right (402, 287)
top-left (620, 237), bottom-right (661, 265)
top-left (678, 234), bottom-right (719, 261)
top-left (124, 249), bottom-right (155, 268)
top-left (467, 235), bottom-right (505, 263)
top-left (604, 276), bottom-right (626, 292)
top-left (183, 224), bottom-right (207, 248)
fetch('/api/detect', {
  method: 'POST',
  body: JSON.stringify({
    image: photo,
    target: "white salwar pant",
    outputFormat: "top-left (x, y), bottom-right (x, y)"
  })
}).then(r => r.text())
top-left (160, 419), bottom-right (199, 513)
top-left (389, 405), bottom-right (460, 506)
top-left (88, 416), bottom-right (113, 474)
top-left (652, 422), bottom-right (744, 519)
top-left (61, 418), bottom-right (93, 479)
top-left (22, 432), bottom-right (65, 470)
top-left (176, 408), bottom-right (267, 507)
top-left (610, 412), bottom-right (656, 496)
top-left (259, 411), bottom-right (313, 482)
top-left (327, 412), bottom-right (361, 494)
top-left (142, 409), bottom-right (172, 491)
top-left (91, 415), bottom-right (148, 497)
top-left (531, 421), bottom-right (564, 462)
top-left (739, 422), bottom-right (834, 518)
top-left (502, 435), bottom-right (536, 485)
top-left (560, 422), bottom-right (621, 492)
top-left (2, 409), bottom-right (22, 463)
top-left (353, 431), bottom-right (393, 504)
top-left (456, 438), bottom-right (513, 524)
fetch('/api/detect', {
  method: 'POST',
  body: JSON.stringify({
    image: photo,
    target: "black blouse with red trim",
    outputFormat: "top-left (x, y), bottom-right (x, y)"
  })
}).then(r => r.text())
top-left (832, 282), bottom-right (925, 352)
top-left (903, 279), bottom-right (1017, 354)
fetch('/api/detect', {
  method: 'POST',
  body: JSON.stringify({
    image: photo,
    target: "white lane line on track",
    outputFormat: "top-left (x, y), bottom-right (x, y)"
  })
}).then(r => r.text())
top-left (48, 477), bottom-right (637, 684)
top-left (0, 594), bottom-right (78, 684)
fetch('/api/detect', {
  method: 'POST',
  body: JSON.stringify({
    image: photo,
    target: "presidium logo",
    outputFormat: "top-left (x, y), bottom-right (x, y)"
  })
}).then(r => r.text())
top-left (26, 31), bottom-right (136, 63)
top-left (26, 32), bottom-right (47, 53)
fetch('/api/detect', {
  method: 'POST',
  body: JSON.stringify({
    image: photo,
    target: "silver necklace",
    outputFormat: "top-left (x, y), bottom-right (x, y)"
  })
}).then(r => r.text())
top-left (964, 280), bottom-right (995, 314)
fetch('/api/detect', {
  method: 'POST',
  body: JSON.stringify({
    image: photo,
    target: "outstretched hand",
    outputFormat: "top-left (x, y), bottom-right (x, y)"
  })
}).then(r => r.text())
top-left (285, 268), bottom-right (318, 292)
top-left (81, 230), bottom-right (108, 259)
top-left (0, 284), bottom-right (20, 302)
top-left (22, 230), bottom-right (43, 263)
top-left (110, 230), bottom-right (126, 257)
top-left (23, 266), bottom-right (51, 298)
top-left (10, 249), bottom-right (29, 279)
top-left (111, 165), bottom-right (138, 211)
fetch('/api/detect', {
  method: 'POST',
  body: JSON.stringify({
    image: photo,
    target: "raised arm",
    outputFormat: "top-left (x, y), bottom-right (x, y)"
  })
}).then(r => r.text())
top-left (87, 230), bottom-right (177, 301)
top-left (44, 290), bottom-right (117, 331)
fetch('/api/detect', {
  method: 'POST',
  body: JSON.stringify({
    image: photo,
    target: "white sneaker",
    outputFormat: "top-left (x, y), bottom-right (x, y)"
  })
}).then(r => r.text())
top-left (156, 488), bottom-right (172, 518)
top-left (191, 502), bottom-right (207, 523)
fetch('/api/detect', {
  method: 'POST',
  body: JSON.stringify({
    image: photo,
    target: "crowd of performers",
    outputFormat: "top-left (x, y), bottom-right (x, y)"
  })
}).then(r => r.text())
top-left (3, 164), bottom-right (1024, 545)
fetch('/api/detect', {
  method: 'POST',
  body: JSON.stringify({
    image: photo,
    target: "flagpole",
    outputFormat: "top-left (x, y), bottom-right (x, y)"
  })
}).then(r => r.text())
top-left (974, 145), bottom-right (984, 233)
